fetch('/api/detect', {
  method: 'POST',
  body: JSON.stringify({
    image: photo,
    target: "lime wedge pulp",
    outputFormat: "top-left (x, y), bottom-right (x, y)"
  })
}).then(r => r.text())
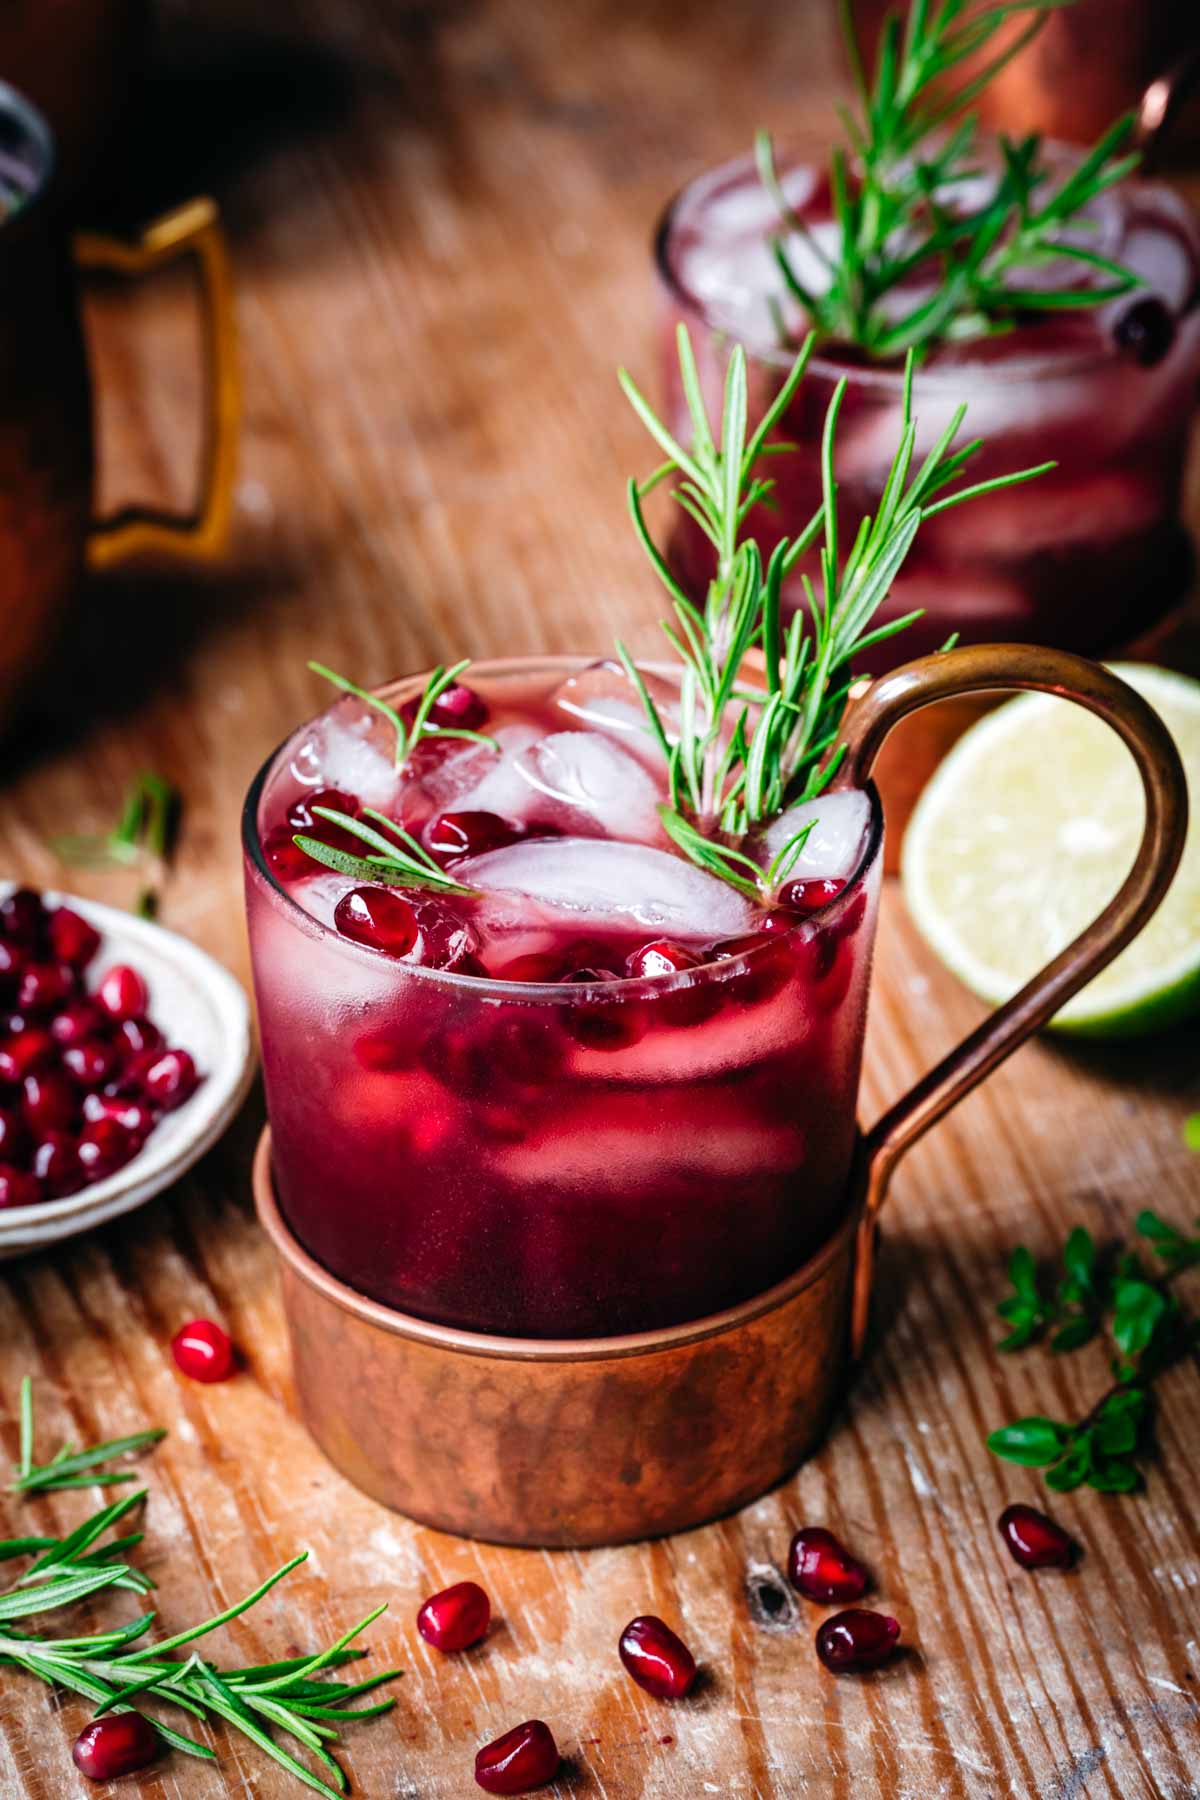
top-left (901, 664), bottom-right (1199, 1038)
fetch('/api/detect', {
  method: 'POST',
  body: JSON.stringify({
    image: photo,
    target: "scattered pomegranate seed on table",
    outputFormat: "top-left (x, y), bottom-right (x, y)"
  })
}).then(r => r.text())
top-left (815, 1609), bottom-right (901, 1673)
top-left (171, 1319), bottom-right (236, 1383)
top-left (474, 1719), bottom-right (559, 1795)
top-left (72, 1713), bottom-right (158, 1780)
top-left (998, 1504), bottom-right (1076, 1570)
top-left (788, 1526), bottom-right (870, 1603)
top-left (417, 1580), bottom-right (491, 1652)
top-left (618, 1615), bottom-right (697, 1699)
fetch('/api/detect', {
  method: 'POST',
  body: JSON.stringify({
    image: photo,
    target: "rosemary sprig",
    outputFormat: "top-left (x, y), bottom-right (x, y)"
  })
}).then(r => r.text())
top-left (51, 772), bottom-right (180, 919)
top-left (294, 806), bottom-right (476, 896)
top-left (618, 322), bottom-right (1051, 894)
top-left (309, 660), bottom-right (496, 771)
top-left (9, 1377), bottom-right (165, 1496)
top-left (758, 0), bottom-right (1141, 356)
top-left (987, 1212), bottom-right (1200, 1492)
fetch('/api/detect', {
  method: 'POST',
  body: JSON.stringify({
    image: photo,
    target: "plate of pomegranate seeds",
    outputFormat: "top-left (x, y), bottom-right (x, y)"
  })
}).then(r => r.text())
top-left (0, 886), bottom-right (253, 1254)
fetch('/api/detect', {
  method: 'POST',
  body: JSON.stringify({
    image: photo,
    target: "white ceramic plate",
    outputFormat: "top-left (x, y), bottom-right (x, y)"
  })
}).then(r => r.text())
top-left (0, 890), bottom-right (254, 1255)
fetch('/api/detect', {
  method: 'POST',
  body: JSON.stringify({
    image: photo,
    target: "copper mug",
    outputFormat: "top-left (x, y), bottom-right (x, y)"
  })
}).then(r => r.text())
top-left (253, 646), bottom-right (1187, 1547)
top-left (0, 81), bottom-right (238, 723)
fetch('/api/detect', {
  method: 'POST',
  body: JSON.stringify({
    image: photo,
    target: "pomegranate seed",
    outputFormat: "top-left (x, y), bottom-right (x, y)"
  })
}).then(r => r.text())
top-left (412, 899), bottom-right (481, 972)
top-left (17, 962), bottom-right (75, 1015)
top-left (427, 810), bottom-right (517, 859)
top-left (777, 877), bottom-right (847, 915)
top-left (417, 1580), bottom-right (491, 1651)
top-left (0, 1164), bottom-right (40, 1207)
top-left (171, 1318), bottom-right (236, 1383)
top-left (1, 888), bottom-right (45, 946)
top-left (287, 787), bottom-right (358, 831)
top-left (62, 1040), bottom-right (121, 1090)
top-left (561, 973), bottom-right (646, 1051)
top-left (625, 940), bottom-right (699, 979)
top-left (404, 682), bottom-right (488, 733)
top-left (48, 907), bottom-right (101, 969)
top-left (112, 1015), bottom-right (164, 1058)
top-left (998, 1504), bottom-right (1076, 1570)
top-left (334, 887), bottom-right (419, 959)
top-left (264, 824), bottom-right (314, 881)
top-left (139, 1048), bottom-right (199, 1111)
top-left (0, 1106), bottom-right (25, 1161)
top-left (72, 1713), bottom-right (158, 1780)
top-left (50, 999), bottom-right (105, 1047)
top-left (83, 1093), bottom-right (156, 1137)
top-left (496, 951), bottom-right (574, 983)
top-left (32, 1131), bottom-right (83, 1197)
top-left (474, 1720), bottom-right (558, 1795)
top-left (0, 940), bottom-right (25, 989)
top-left (815, 1609), bottom-right (900, 1673)
top-left (713, 934), bottom-right (793, 1003)
top-left (22, 1070), bottom-right (79, 1135)
top-left (97, 965), bottom-right (149, 1022)
top-left (789, 1527), bottom-right (870, 1603)
top-left (0, 1027), bottom-right (56, 1082)
top-left (1115, 296), bottom-right (1174, 367)
top-left (618, 1616), bottom-right (697, 1699)
top-left (78, 1119), bottom-right (140, 1179)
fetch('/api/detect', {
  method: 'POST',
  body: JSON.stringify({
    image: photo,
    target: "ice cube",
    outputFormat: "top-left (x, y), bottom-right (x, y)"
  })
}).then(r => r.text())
top-left (458, 836), bottom-right (755, 940)
top-left (417, 724), bottom-right (543, 823)
top-left (297, 696), bottom-right (401, 811)
top-left (552, 661), bottom-right (677, 770)
top-left (763, 790), bottom-right (871, 882)
top-left (515, 732), bottom-right (666, 842)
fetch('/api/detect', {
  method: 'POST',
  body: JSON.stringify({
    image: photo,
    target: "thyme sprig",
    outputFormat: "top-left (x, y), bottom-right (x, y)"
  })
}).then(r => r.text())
top-left (294, 806), bottom-right (476, 897)
top-left (758, 0), bottom-right (1141, 356)
top-left (618, 322), bottom-right (1052, 894)
top-left (309, 660), bottom-right (496, 772)
top-left (1, 1383), bottom-right (398, 1796)
top-left (51, 771), bottom-right (180, 919)
top-left (987, 1212), bottom-right (1200, 1492)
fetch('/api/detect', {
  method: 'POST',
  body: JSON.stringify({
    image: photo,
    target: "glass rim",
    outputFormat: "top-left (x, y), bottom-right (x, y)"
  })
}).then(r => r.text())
top-left (653, 143), bottom-right (1191, 387)
top-left (241, 652), bottom-right (885, 1000)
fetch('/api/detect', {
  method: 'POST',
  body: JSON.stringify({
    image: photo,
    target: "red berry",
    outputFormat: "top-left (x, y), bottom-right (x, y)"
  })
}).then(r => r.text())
top-left (287, 786), bottom-right (358, 831)
top-left (22, 1070), bottom-right (79, 1135)
top-left (50, 1000), bottom-right (105, 1047)
top-left (334, 888), bottom-right (419, 959)
top-left (32, 1131), bottom-right (83, 1197)
top-left (427, 810), bottom-right (518, 859)
top-left (78, 1119), bottom-right (140, 1179)
top-left (403, 682), bottom-right (487, 733)
top-left (0, 1105), bottom-right (25, 1162)
top-left (0, 939), bottom-right (25, 991)
top-left (83, 1093), bottom-right (156, 1138)
top-left (474, 1720), bottom-right (558, 1795)
top-left (97, 965), bottom-right (149, 1022)
top-left (171, 1318), bottom-right (236, 1383)
top-left (815, 1609), bottom-right (900, 1673)
top-left (0, 1164), bottom-right (40, 1208)
top-left (777, 876), bottom-right (847, 915)
top-left (618, 1615), bottom-right (697, 1699)
top-left (417, 1580), bottom-right (491, 1652)
top-left (48, 906), bottom-right (101, 970)
top-left (62, 1040), bottom-right (122, 1090)
top-left (788, 1526), bottom-right (870, 1603)
top-left (139, 1048), bottom-right (199, 1111)
top-left (17, 962), bottom-right (75, 1015)
top-left (1, 888), bottom-right (45, 946)
top-left (112, 1015), bottom-right (164, 1058)
top-left (625, 939), bottom-right (699, 979)
top-left (713, 933), bottom-right (793, 1003)
top-left (264, 824), bottom-right (314, 881)
top-left (998, 1504), bottom-right (1076, 1570)
top-left (1115, 296), bottom-right (1174, 367)
top-left (72, 1713), bottom-right (158, 1780)
top-left (0, 1027), bottom-right (56, 1083)
top-left (495, 951), bottom-right (573, 983)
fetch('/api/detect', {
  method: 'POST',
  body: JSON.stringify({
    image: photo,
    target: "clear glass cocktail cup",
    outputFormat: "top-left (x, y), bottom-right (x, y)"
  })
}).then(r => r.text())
top-left (656, 149), bottom-right (1200, 667)
top-left (244, 648), bottom-right (1185, 1545)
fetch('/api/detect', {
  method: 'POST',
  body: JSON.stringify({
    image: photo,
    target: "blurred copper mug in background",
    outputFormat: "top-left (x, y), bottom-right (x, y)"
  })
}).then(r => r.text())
top-left (848, 0), bottom-right (1200, 153)
top-left (0, 81), bottom-right (238, 726)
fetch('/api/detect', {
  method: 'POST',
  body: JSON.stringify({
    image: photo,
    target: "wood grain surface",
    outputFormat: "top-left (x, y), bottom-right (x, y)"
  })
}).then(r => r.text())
top-left (0, 1), bottom-right (1198, 1795)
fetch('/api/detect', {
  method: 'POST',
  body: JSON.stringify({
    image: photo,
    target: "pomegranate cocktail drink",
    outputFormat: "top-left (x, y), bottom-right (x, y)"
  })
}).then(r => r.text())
top-left (245, 330), bottom-right (1039, 1341)
top-left (657, 0), bottom-right (1200, 664)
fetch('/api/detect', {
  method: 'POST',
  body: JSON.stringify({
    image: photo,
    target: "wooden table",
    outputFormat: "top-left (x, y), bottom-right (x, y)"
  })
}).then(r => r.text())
top-left (1, 1), bottom-right (1198, 1794)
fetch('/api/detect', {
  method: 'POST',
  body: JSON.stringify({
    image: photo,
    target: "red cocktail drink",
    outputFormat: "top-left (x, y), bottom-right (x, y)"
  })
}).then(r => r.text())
top-left (244, 659), bottom-right (881, 1339)
top-left (657, 148), bottom-right (1200, 665)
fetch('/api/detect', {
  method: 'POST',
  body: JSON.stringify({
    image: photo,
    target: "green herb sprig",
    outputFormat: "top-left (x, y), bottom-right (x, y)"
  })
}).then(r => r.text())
top-left (309, 660), bottom-right (496, 771)
top-left (293, 806), bottom-right (476, 896)
top-left (2, 1383), bottom-right (398, 1797)
top-left (618, 323), bottom-right (1051, 895)
top-left (758, 0), bottom-right (1141, 357)
top-left (52, 772), bottom-right (180, 919)
top-left (987, 1211), bottom-right (1200, 1493)
top-left (9, 1376), bottom-right (165, 1496)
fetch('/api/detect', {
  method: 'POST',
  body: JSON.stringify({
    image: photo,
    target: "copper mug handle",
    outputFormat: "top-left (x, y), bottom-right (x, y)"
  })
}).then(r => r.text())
top-left (74, 197), bottom-right (239, 567)
top-left (841, 645), bottom-right (1189, 1355)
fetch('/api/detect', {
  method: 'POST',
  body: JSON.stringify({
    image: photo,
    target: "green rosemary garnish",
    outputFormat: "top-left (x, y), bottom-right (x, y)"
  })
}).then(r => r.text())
top-left (1, 1383), bottom-right (398, 1795)
top-left (295, 806), bottom-right (476, 896)
top-left (9, 1377), bottom-right (165, 1496)
top-left (309, 660), bottom-right (496, 770)
top-left (618, 322), bottom-right (1051, 895)
top-left (52, 772), bottom-right (179, 919)
top-left (987, 1212), bottom-right (1200, 1493)
top-left (757, 0), bottom-right (1142, 357)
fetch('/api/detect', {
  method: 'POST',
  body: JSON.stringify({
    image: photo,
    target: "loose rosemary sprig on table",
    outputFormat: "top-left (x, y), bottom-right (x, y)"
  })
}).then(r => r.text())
top-left (1, 1383), bottom-right (398, 1796)
top-left (757, 0), bottom-right (1142, 356)
top-left (987, 1211), bottom-right (1200, 1493)
top-left (51, 771), bottom-right (180, 919)
top-left (9, 1376), bottom-right (165, 1496)
top-left (616, 322), bottom-right (1052, 895)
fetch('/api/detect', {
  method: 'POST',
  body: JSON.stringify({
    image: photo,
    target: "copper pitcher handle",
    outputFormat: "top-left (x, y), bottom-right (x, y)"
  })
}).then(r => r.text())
top-left (840, 645), bottom-right (1188, 1355)
top-left (75, 197), bottom-right (239, 567)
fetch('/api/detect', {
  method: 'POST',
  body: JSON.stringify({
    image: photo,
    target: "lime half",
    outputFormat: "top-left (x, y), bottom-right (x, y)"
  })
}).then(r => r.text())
top-left (901, 663), bottom-right (1199, 1038)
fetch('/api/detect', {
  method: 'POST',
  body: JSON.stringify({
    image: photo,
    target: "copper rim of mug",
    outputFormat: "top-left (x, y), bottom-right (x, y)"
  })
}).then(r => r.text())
top-left (241, 653), bottom-right (884, 999)
top-left (653, 143), bottom-right (1200, 386)
top-left (0, 79), bottom-right (56, 221)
